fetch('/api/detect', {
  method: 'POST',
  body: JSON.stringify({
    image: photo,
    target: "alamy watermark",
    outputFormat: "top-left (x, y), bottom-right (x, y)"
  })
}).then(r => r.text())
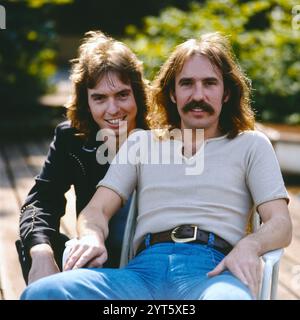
top-left (0, 5), bottom-right (6, 29)
top-left (95, 126), bottom-right (205, 176)
top-left (292, 5), bottom-right (300, 30)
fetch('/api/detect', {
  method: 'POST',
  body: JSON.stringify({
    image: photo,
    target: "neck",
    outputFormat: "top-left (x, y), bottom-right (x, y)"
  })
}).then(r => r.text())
top-left (181, 128), bottom-right (204, 157)
top-left (204, 127), bottom-right (222, 140)
top-left (180, 126), bottom-right (223, 157)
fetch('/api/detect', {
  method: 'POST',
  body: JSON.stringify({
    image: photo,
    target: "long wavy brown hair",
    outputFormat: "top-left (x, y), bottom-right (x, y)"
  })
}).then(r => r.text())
top-left (149, 32), bottom-right (255, 138)
top-left (66, 30), bottom-right (149, 139)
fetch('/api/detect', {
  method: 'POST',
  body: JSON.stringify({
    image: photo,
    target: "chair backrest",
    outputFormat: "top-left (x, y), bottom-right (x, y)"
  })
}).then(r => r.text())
top-left (119, 190), bottom-right (138, 267)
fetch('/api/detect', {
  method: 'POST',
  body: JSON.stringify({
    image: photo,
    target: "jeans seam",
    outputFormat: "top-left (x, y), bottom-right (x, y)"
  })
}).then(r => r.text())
top-left (207, 246), bottom-right (218, 267)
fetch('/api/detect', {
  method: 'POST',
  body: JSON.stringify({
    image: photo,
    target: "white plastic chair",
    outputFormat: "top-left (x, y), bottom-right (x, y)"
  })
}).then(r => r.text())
top-left (251, 210), bottom-right (284, 300)
top-left (119, 190), bottom-right (284, 300)
top-left (119, 190), bottom-right (138, 268)
top-left (62, 191), bottom-right (283, 300)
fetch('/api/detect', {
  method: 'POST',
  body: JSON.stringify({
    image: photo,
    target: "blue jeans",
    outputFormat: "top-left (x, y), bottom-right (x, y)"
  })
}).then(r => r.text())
top-left (21, 242), bottom-right (252, 300)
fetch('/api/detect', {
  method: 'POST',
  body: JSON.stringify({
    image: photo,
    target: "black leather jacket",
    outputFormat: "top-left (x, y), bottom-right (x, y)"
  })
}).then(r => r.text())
top-left (17, 121), bottom-right (129, 280)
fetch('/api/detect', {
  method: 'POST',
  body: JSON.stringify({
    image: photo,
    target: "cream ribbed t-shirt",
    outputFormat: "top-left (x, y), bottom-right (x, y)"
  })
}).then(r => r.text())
top-left (97, 130), bottom-right (289, 253)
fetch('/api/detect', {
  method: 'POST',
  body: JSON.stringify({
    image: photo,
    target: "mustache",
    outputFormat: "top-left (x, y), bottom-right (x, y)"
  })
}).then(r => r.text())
top-left (182, 101), bottom-right (215, 114)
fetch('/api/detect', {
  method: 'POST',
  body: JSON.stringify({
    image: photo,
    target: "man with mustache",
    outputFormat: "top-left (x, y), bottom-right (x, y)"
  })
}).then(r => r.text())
top-left (182, 101), bottom-right (214, 114)
top-left (21, 32), bottom-right (292, 300)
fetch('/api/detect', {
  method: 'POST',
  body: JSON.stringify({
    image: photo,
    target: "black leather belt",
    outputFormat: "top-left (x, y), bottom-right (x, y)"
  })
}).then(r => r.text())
top-left (136, 225), bottom-right (233, 256)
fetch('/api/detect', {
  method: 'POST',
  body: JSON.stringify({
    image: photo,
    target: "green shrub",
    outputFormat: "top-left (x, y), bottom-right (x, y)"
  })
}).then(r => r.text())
top-left (0, 0), bottom-right (71, 115)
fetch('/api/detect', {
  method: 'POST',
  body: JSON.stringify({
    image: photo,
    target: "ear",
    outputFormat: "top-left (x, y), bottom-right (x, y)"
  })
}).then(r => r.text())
top-left (170, 90), bottom-right (176, 104)
top-left (223, 89), bottom-right (230, 103)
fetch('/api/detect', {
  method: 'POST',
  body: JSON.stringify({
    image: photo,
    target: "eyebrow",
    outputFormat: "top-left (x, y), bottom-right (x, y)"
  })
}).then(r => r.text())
top-left (90, 88), bottom-right (132, 98)
top-left (117, 88), bottom-right (132, 94)
top-left (178, 76), bottom-right (220, 84)
top-left (178, 77), bottom-right (192, 84)
top-left (90, 93), bottom-right (105, 99)
top-left (203, 77), bottom-right (219, 82)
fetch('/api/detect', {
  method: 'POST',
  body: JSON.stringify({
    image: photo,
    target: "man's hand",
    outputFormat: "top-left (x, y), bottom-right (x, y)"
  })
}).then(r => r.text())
top-left (28, 244), bottom-right (60, 284)
top-left (207, 239), bottom-right (262, 299)
top-left (63, 234), bottom-right (107, 271)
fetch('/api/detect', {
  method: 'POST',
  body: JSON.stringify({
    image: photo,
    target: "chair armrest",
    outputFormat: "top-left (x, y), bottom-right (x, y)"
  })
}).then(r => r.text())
top-left (262, 248), bottom-right (284, 266)
top-left (260, 248), bottom-right (284, 300)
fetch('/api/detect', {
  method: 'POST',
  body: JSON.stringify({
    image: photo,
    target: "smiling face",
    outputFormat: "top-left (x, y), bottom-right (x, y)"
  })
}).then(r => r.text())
top-left (87, 71), bottom-right (137, 137)
top-left (171, 54), bottom-right (229, 139)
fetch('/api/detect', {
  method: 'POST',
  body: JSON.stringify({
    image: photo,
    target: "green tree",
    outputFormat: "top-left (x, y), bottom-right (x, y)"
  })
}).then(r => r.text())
top-left (124, 0), bottom-right (300, 124)
top-left (0, 0), bottom-right (72, 115)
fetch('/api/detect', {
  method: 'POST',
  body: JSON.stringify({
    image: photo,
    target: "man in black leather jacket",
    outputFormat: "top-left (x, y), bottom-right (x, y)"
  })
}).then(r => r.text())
top-left (16, 30), bottom-right (148, 284)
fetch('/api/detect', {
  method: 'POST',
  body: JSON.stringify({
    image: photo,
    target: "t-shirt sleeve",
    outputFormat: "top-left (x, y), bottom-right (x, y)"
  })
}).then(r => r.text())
top-left (246, 132), bottom-right (290, 209)
top-left (96, 130), bottom-right (144, 204)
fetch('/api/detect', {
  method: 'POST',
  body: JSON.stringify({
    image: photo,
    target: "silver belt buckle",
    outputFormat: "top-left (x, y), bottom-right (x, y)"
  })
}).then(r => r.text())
top-left (170, 225), bottom-right (198, 243)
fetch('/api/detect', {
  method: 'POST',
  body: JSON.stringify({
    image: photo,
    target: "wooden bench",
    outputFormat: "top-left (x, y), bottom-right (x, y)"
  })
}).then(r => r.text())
top-left (0, 137), bottom-right (299, 300)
